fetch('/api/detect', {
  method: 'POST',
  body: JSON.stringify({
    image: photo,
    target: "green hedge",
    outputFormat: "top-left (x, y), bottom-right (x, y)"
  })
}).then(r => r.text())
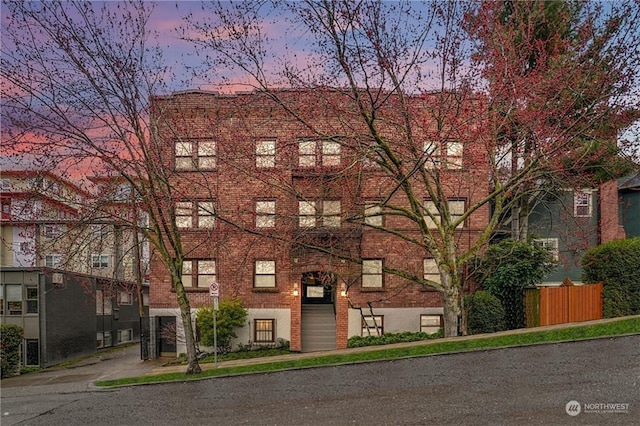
top-left (464, 291), bottom-right (506, 335)
top-left (582, 237), bottom-right (640, 318)
top-left (347, 330), bottom-right (442, 348)
top-left (1, 324), bottom-right (23, 377)
top-left (196, 299), bottom-right (248, 353)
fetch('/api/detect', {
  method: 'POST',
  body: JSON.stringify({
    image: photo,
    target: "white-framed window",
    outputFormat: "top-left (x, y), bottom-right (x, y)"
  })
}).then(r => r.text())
top-left (175, 140), bottom-right (216, 170)
top-left (298, 201), bottom-right (316, 228)
top-left (43, 224), bottom-right (65, 238)
top-left (26, 286), bottom-right (38, 314)
top-left (423, 141), bottom-right (463, 169)
top-left (423, 258), bottom-right (440, 285)
top-left (256, 200), bottom-right (276, 228)
top-left (118, 329), bottom-right (133, 343)
top-left (91, 224), bottom-right (110, 240)
top-left (298, 139), bottom-right (341, 167)
top-left (197, 201), bottom-right (216, 228)
top-left (362, 259), bottom-right (383, 288)
top-left (533, 238), bottom-right (559, 262)
top-left (364, 203), bottom-right (383, 227)
top-left (176, 201), bottom-right (193, 228)
top-left (256, 139), bottom-right (276, 168)
top-left (45, 254), bottom-right (62, 268)
top-left (424, 199), bottom-right (465, 229)
top-left (1, 179), bottom-right (10, 192)
top-left (6, 284), bottom-right (22, 315)
top-left (182, 259), bottom-right (216, 289)
top-left (176, 200), bottom-right (215, 229)
top-left (322, 200), bottom-right (341, 227)
top-left (420, 314), bottom-right (443, 334)
top-left (254, 319), bottom-right (275, 343)
top-left (254, 260), bottom-right (276, 288)
top-left (362, 315), bottom-right (383, 336)
top-left (298, 200), bottom-right (341, 227)
top-left (322, 140), bottom-right (341, 166)
top-left (574, 190), bottom-right (593, 217)
top-left (118, 291), bottom-right (133, 305)
top-left (91, 254), bottom-right (110, 269)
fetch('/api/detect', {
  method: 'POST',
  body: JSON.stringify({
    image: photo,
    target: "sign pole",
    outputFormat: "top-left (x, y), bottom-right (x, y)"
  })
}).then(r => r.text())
top-left (209, 282), bottom-right (220, 368)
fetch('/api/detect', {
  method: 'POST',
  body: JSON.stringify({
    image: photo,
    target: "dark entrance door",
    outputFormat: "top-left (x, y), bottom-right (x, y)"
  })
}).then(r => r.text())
top-left (301, 272), bottom-right (334, 304)
top-left (157, 316), bottom-right (177, 356)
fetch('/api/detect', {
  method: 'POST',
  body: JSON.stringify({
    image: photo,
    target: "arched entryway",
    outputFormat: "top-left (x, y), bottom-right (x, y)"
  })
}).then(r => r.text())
top-left (300, 271), bottom-right (337, 352)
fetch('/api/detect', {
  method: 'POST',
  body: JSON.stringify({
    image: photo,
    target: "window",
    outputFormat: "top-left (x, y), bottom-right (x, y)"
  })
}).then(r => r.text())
top-left (176, 201), bottom-right (193, 228)
top-left (197, 201), bottom-right (215, 228)
top-left (45, 254), bottom-right (62, 268)
top-left (92, 254), bottom-right (110, 268)
top-left (254, 260), bottom-right (276, 288)
top-left (96, 290), bottom-right (113, 315)
top-left (298, 139), bottom-right (316, 167)
top-left (118, 329), bottom-right (133, 343)
top-left (26, 286), bottom-right (38, 314)
top-left (256, 200), bottom-right (276, 228)
top-left (322, 200), bottom-right (341, 227)
top-left (19, 242), bottom-right (31, 254)
top-left (97, 332), bottom-right (105, 348)
top-left (533, 238), bottom-right (559, 262)
top-left (256, 139), bottom-right (276, 168)
top-left (364, 203), bottom-right (383, 227)
top-left (44, 224), bottom-right (65, 238)
top-left (104, 331), bottom-right (112, 347)
top-left (423, 259), bottom-right (440, 285)
top-left (1, 179), bottom-right (10, 192)
top-left (254, 319), bottom-right (275, 343)
top-left (6, 284), bottom-right (22, 315)
top-left (424, 199), bottom-right (465, 229)
top-left (298, 201), bottom-right (316, 228)
top-left (176, 201), bottom-right (215, 229)
top-left (362, 315), bottom-right (383, 336)
top-left (423, 141), bottom-right (463, 169)
top-left (322, 140), bottom-right (341, 166)
top-left (175, 140), bottom-right (216, 170)
top-left (182, 259), bottom-right (216, 289)
top-left (420, 315), bottom-right (443, 334)
top-left (118, 291), bottom-right (133, 305)
top-left (574, 190), bottom-right (592, 217)
top-left (362, 259), bottom-right (383, 288)
top-left (91, 224), bottom-right (110, 239)
top-left (298, 139), bottom-right (341, 167)
top-left (298, 200), bottom-right (341, 228)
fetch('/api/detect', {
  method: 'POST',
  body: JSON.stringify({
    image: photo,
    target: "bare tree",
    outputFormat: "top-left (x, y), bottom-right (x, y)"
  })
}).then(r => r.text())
top-left (1, 1), bottom-right (206, 373)
top-left (183, 0), bottom-right (639, 336)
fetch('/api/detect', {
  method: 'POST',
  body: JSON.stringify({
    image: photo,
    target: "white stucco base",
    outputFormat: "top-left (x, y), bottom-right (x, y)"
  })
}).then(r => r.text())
top-left (347, 307), bottom-right (444, 337)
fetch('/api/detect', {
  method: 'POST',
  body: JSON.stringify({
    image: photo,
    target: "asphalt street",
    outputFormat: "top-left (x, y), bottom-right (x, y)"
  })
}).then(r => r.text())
top-left (1, 334), bottom-right (638, 425)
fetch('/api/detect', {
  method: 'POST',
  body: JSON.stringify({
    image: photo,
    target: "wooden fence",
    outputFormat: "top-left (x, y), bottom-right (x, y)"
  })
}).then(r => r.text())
top-left (524, 283), bottom-right (603, 327)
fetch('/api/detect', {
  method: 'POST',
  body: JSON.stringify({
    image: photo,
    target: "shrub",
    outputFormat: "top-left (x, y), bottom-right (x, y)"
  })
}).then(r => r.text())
top-left (1, 324), bottom-right (23, 377)
top-left (464, 291), bottom-right (506, 335)
top-left (196, 299), bottom-right (248, 353)
top-left (474, 239), bottom-right (554, 329)
top-left (582, 237), bottom-right (640, 318)
top-left (347, 330), bottom-right (442, 348)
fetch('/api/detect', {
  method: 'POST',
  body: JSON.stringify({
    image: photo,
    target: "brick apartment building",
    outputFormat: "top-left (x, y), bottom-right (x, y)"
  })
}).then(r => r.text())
top-left (148, 89), bottom-right (490, 354)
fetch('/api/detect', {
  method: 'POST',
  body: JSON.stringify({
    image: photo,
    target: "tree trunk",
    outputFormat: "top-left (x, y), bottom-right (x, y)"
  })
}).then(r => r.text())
top-left (173, 277), bottom-right (201, 374)
top-left (442, 280), bottom-right (460, 338)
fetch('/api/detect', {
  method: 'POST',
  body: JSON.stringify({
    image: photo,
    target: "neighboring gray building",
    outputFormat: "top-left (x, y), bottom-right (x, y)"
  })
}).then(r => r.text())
top-left (0, 268), bottom-right (148, 368)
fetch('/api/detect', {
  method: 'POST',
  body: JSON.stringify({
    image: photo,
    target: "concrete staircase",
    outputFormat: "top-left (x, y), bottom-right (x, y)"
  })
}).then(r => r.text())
top-left (301, 304), bottom-right (337, 352)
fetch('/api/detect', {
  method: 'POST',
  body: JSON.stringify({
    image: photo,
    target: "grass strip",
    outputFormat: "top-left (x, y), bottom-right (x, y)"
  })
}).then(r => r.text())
top-left (95, 317), bottom-right (639, 387)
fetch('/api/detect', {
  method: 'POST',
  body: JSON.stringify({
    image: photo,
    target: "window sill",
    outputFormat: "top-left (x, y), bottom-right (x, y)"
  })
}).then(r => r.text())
top-left (360, 287), bottom-right (386, 292)
top-left (252, 287), bottom-right (279, 293)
